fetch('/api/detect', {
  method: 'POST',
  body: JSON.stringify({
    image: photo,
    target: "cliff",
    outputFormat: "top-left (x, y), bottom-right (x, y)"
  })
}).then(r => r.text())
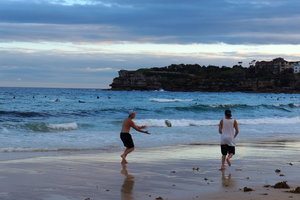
top-left (110, 64), bottom-right (300, 92)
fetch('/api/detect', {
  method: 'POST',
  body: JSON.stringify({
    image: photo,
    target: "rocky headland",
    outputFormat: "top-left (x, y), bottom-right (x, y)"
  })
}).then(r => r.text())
top-left (110, 63), bottom-right (300, 93)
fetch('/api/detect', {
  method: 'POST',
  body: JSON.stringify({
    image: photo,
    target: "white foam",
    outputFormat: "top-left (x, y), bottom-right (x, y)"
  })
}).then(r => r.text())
top-left (149, 98), bottom-right (193, 103)
top-left (0, 147), bottom-right (95, 153)
top-left (0, 127), bottom-right (9, 133)
top-left (239, 117), bottom-right (300, 125)
top-left (135, 116), bottom-right (300, 127)
top-left (135, 119), bottom-right (219, 127)
top-left (209, 103), bottom-right (236, 108)
top-left (47, 122), bottom-right (78, 130)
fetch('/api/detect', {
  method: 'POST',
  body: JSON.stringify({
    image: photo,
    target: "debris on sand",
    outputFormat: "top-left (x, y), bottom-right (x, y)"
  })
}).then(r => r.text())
top-left (273, 181), bottom-right (290, 189)
top-left (288, 162), bottom-right (293, 166)
top-left (192, 167), bottom-right (199, 171)
top-left (264, 185), bottom-right (271, 188)
top-left (260, 193), bottom-right (268, 195)
top-left (156, 197), bottom-right (164, 200)
top-left (289, 187), bottom-right (300, 193)
top-left (275, 169), bottom-right (281, 173)
top-left (280, 174), bottom-right (285, 176)
top-left (84, 198), bottom-right (91, 200)
top-left (243, 187), bottom-right (254, 192)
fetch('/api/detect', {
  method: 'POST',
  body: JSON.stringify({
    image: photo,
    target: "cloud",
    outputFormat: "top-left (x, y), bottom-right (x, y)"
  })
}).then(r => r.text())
top-left (0, 23), bottom-right (128, 43)
top-left (84, 67), bottom-right (113, 72)
top-left (0, 0), bottom-right (300, 44)
top-left (1, 42), bottom-right (300, 88)
top-left (1, 0), bottom-right (300, 88)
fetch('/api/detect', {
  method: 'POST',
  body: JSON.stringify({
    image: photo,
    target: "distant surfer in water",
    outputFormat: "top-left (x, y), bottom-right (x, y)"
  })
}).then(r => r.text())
top-left (120, 111), bottom-right (150, 163)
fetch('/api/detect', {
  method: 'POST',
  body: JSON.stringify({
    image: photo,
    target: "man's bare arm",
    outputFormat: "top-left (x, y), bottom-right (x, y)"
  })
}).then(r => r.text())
top-left (219, 120), bottom-right (223, 134)
top-left (138, 125), bottom-right (147, 129)
top-left (234, 120), bottom-right (239, 138)
top-left (130, 121), bottom-right (150, 134)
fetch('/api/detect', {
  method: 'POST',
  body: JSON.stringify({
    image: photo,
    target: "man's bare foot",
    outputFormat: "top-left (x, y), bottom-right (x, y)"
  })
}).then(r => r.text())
top-left (219, 166), bottom-right (226, 171)
top-left (226, 158), bottom-right (231, 166)
top-left (120, 154), bottom-right (126, 159)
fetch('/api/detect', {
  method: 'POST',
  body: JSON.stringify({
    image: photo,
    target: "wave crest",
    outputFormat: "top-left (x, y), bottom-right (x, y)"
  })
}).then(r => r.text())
top-left (149, 98), bottom-right (193, 103)
top-left (24, 122), bottom-right (78, 132)
top-left (169, 103), bottom-right (300, 112)
top-left (135, 117), bottom-right (300, 127)
top-left (0, 110), bottom-right (50, 118)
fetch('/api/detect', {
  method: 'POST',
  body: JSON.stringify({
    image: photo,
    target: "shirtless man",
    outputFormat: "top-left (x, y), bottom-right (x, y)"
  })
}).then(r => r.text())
top-left (218, 110), bottom-right (239, 171)
top-left (120, 111), bottom-right (150, 163)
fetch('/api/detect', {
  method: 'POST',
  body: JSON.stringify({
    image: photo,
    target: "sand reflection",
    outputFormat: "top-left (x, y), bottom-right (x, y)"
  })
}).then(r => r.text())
top-left (120, 162), bottom-right (135, 200)
top-left (221, 170), bottom-right (235, 188)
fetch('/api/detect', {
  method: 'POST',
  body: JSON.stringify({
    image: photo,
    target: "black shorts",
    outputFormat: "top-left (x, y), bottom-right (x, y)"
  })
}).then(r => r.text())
top-left (221, 144), bottom-right (235, 155)
top-left (120, 132), bottom-right (134, 148)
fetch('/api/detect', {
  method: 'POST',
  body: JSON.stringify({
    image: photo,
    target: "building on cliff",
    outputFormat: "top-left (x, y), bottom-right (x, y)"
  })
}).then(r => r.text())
top-left (290, 61), bottom-right (300, 73)
top-left (255, 58), bottom-right (290, 73)
top-left (255, 58), bottom-right (300, 74)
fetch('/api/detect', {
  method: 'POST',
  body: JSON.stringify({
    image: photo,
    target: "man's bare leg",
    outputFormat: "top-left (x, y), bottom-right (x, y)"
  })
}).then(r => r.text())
top-left (226, 153), bottom-right (233, 167)
top-left (121, 147), bottom-right (135, 162)
top-left (219, 155), bottom-right (227, 170)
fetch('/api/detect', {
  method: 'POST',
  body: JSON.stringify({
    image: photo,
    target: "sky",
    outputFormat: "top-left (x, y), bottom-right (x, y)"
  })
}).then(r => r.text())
top-left (1, 0), bottom-right (300, 88)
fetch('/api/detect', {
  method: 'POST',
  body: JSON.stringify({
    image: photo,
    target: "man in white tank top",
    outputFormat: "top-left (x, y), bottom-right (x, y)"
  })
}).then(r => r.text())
top-left (218, 110), bottom-right (239, 171)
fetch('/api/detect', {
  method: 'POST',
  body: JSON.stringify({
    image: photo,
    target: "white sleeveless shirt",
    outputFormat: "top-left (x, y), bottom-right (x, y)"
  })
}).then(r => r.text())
top-left (221, 118), bottom-right (235, 146)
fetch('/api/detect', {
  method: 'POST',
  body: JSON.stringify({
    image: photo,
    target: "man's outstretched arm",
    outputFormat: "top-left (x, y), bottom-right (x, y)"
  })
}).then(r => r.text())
top-left (130, 121), bottom-right (150, 134)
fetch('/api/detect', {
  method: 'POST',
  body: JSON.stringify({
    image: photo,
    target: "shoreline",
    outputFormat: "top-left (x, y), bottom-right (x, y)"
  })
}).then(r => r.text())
top-left (109, 88), bottom-right (300, 94)
top-left (3, 86), bottom-right (300, 94)
top-left (0, 143), bottom-right (299, 200)
top-left (0, 138), bottom-right (299, 162)
top-left (1, 138), bottom-right (299, 160)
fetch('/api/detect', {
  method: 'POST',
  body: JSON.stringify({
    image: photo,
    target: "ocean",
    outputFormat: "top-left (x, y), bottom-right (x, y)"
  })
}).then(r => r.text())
top-left (0, 87), bottom-right (300, 155)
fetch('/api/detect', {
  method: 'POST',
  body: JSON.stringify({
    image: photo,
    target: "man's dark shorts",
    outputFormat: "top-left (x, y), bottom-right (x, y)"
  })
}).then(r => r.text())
top-left (120, 132), bottom-right (134, 148)
top-left (221, 144), bottom-right (235, 155)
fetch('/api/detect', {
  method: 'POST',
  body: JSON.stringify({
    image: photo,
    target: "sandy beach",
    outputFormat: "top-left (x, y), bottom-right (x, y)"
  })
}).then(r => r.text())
top-left (0, 141), bottom-right (299, 200)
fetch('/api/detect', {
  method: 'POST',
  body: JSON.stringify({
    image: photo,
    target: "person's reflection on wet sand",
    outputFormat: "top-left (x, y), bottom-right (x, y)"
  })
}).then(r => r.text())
top-left (221, 170), bottom-right (235, 188)
top-left (121, 162), bottom-right (135, 200)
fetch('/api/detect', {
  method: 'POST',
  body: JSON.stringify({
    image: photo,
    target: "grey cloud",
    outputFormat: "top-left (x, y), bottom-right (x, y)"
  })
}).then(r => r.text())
top-left (1, 48), bottom-right (300, 88)
top-left (0, 0), bottom-right (300, 44)
top-left (0, 23), bottom-right (131, 42)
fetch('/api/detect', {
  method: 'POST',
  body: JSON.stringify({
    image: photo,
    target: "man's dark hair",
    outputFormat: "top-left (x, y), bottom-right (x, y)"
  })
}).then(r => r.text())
top-left (225, 110), bottom-right (232, 117)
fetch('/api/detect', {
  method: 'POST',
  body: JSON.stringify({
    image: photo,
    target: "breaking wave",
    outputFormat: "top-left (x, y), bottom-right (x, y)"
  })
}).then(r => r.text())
top-left (149, 98), bottom-right (193, 103)
top-left (0, 147), bottom-right (111, 153)
top-left (0, 110), bottom-right (51, 118)
top-left (135, 116), bottom-right (300, 127)
top-left (168, 103), bottom-right (300, 112)
top-left (23, 122), bottom-right (78, 132)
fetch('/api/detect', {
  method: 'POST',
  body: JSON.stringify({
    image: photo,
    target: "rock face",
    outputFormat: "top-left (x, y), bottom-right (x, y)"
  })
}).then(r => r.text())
top-left (110, 70), bottom-right (194, 91)
top-left (110, 64), bottom-right (300, 92)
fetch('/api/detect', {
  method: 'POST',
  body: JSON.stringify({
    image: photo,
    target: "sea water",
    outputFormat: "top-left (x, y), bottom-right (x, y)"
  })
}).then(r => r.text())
top-left (0, 87), bottom-right (299, 154)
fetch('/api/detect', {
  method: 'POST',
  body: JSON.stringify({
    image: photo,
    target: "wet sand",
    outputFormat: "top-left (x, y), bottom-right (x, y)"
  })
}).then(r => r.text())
top-left (0, 142), bottom-right (299, 200)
